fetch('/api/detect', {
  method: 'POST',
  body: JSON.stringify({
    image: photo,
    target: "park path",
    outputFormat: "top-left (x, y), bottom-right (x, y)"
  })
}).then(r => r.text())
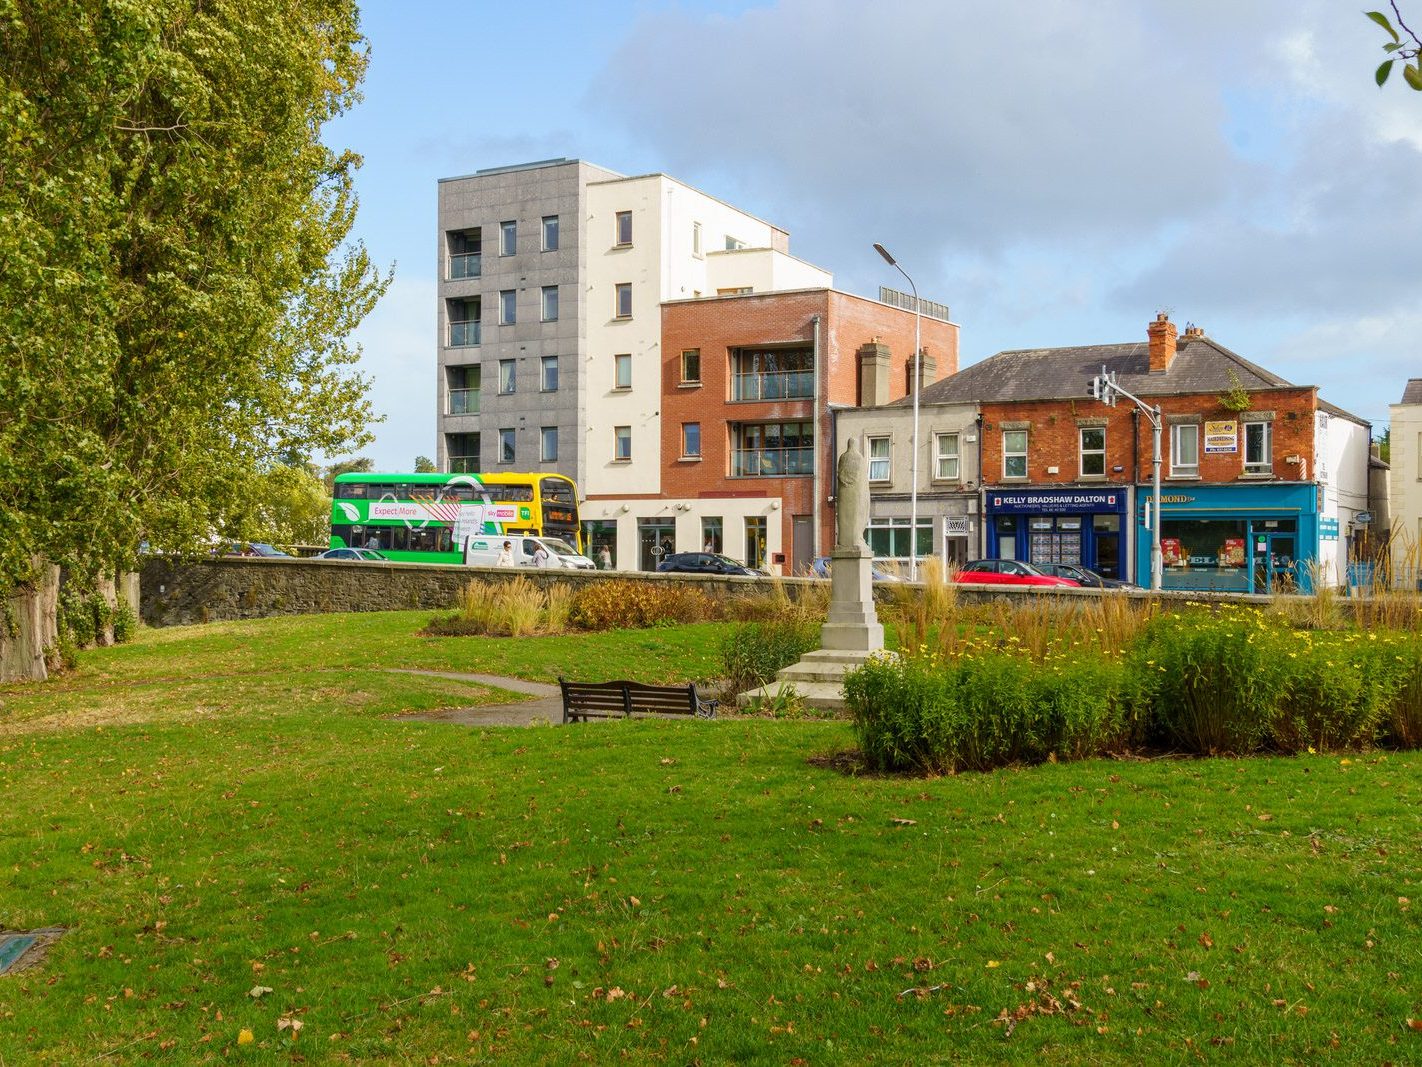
top-left (386, 669), bottom-right (562, 727)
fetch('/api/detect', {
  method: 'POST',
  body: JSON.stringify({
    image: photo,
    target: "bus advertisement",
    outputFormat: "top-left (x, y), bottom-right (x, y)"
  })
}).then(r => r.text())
top-left (329, 472), bottom-right (581, 564)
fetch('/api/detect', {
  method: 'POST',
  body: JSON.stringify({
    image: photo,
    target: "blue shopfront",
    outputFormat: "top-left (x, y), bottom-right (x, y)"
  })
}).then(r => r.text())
top-left (985, 487), bottom-right (1130, 581)
top-left (1134, 483), bottom-right (1319, 594)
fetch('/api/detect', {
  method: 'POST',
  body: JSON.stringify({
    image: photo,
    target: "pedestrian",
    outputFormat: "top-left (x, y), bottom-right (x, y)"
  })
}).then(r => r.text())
top-left (532, 541), bottom-right (551, 568)
top-left (365, 532), bottom-right (380, 550)
top-left (495, 540), bottom-right (515, 567)
top-left (598, 545), bottom-right (612, 570)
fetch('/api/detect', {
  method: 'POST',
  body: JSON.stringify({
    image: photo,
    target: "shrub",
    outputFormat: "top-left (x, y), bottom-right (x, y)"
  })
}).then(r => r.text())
top-left (1376, 633), bottom-right (1422, 747)
top-left (1272, 630), bottom-right (1388, 751)
top-left (568, 579), bottom-right (715, 631)
top-left (425, 577), bottom-right (566, 637)
top-left (112, 597), bottom-right (138, 643)
top-left (720, 616), bottom-right (820, 696)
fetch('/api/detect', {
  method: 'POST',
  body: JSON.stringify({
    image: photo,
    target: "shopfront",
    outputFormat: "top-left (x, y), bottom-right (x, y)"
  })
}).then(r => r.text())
top-left (1134, 483), bottom-right (1319, 594)
top-left (984, 487), bottom-right (1131, 580)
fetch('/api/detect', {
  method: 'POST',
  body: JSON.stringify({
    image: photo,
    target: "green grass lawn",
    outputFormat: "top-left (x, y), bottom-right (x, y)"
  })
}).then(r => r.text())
top-left (1, 612), bottom-right (1420, 1063)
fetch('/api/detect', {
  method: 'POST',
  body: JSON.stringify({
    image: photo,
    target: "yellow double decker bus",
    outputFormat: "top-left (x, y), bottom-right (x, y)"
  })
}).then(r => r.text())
top-left (329, 471), bottom-right (581, 563)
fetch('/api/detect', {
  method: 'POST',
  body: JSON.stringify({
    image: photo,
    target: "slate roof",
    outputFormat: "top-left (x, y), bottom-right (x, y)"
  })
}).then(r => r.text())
top-left (911, 335), bottom-right (1292, 407)
top-left (1402, 378), bottom-right (1422, 404)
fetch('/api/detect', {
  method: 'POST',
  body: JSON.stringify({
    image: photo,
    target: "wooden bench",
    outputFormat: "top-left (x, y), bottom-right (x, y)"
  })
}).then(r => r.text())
top-left (558, 678), bottom-right (719, 724)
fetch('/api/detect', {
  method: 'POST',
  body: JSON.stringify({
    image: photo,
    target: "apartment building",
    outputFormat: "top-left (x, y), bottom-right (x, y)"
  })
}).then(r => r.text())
top-left (906, 314), bottom-right (1371, 592)
top-left (643, 288), bottom-right (958, 576)
top-left (436, 158), bottom-right (830, 567)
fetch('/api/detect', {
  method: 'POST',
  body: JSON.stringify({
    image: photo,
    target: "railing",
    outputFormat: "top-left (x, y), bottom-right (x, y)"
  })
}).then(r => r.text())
top-left (878, 285), bottom-right (951, 322)
top-left (448, 388), bottom-right (479, 415)
top-left (731, 370), bottom-right (814, 401)
top-left (449, 320), bottom-right (481, 347)
top-left (448, 455), bottom-right (480, 474)
top-left (731, 447), bottom-right (814, 477)
top-left (450, 253), bottom-right (481, 280)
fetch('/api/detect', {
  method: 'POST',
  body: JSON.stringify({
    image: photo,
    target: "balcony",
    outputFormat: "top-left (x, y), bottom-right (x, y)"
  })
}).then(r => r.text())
top-left (732, 369), bottom-right (814, 401)
top-left (731, 447), bottom-right (814, 477)
top-left (449, 320), bottom-right (481, 347)
top-left (450, 252), bottom-right (481, 280)
top-left (448, 455), bottom-right (480, 474)
top-left (447, 388), bottom-right (480, 415)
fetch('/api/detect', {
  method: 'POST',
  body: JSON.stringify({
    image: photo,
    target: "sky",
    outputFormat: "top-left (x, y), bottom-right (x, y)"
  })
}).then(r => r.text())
top-left (327, 0), bottom-right (1421, 471)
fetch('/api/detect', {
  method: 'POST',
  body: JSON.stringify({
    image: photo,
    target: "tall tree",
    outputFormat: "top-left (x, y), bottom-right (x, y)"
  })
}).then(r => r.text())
top-left (0, 1), bottom-right (388, 679)
top-left (414, 455), bottom-right (437, 473)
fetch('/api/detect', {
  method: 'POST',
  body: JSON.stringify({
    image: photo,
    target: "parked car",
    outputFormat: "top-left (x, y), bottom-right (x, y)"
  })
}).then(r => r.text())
top-left (953, 559), bottom-right (1080, 587)
top-left (314, 547), bottom-right (389, 562)
top-left (222, 541), bottom-right (292, 558)
top-left (656, 552), bottom-right (762, 577)
top-left (1033, 562), bottom-right (1130, 589)
top-left (809, 556), bottom-right (905, 583)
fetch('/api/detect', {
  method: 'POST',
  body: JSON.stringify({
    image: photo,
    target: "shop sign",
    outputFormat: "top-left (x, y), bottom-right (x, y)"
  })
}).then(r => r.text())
top-left (1204, 420), bottom-right (1238, 453)
top-left (988, 489), bottom-right (1121, 514)
top-left (1320, 517), bottom-right (1339, 541)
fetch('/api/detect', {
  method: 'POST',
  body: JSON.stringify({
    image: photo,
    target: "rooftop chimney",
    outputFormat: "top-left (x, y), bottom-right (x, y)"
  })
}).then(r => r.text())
top-left (1147, 312), bottom-right (1177, 373)
top-left (1182, 323), bottom-right (1205, 342)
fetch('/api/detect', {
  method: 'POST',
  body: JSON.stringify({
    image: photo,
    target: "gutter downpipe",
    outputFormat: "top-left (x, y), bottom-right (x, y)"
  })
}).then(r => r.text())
top-left (811, 314), bottom-right (823, 561)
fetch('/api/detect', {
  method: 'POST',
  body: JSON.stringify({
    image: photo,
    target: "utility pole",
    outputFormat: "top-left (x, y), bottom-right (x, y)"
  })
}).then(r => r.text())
top-left (1090, 367), bottom-right (1162, 591)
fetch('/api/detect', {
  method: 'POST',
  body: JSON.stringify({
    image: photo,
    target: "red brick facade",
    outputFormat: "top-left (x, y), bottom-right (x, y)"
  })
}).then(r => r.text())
top-left (661, 290), bottom-right (959, 555)
top-left (979, 387), bottom-right (1320, 487)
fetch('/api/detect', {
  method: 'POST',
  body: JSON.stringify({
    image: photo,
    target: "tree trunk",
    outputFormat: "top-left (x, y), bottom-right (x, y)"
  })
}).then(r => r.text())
top-left (0, 558), bottom-right (61, 682)
top-left (93, 573), bottom-right (117, 646)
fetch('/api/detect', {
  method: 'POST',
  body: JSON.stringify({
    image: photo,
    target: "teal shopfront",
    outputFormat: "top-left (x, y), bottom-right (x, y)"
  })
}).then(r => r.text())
top-left (1134, 483), bottom-right (1319, 593)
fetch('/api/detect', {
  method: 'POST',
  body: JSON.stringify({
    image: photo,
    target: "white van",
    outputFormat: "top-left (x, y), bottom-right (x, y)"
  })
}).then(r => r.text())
top-left (463, 534), bottom-right (596, 570)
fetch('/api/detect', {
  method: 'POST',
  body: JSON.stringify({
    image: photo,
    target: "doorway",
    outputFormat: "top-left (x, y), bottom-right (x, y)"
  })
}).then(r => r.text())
top-left (791, 515), bottom-right (812, 576)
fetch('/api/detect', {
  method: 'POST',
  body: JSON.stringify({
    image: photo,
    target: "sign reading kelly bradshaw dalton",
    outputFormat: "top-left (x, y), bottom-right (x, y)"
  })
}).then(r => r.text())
top-left (1204, 420), bottom-right (1238, 453)
top-left (988, 489), bottom-right (1121, 515)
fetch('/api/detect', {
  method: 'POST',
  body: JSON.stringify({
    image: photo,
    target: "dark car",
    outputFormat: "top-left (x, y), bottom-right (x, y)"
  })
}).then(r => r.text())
top-left (809, 556), bottom-right (905, 583)
top-left (656, 552), bottom-right (761, 577)
top-left (953, 559), bottom-right (1080, 587)
top-left (314, 547), bottom-right (389, 562)
top-left (222, 541), bottom-right (292, 558)
top-left (1033, 562), bottom-right (1130, 589)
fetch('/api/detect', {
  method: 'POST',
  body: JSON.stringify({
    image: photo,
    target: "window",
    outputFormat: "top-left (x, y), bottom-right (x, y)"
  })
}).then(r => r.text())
top-left (615, 283), bottom-right (632, 319)
top-left (446, 365), bottom-right (480, 415)
top-left (1003, 429), bottom-right (1028, 479)
top-left (446, 432), bottom-right (479, 474)
top-left (1244, 421), bottom-right (1272, 474)
top-left (540, 355), bottom-right (558, 392)
top-left (499, 289), bottom-right (516, 325)
top-left (934, 432), bottom-right (960, 480)
top-left (499, 220), bottom-right (516, 256)
top-left (614, 353), bottom-right (631, 390)
top-left (701, 517), bottom-right (722, 553)
top-left (447, 297), bottom-right (480, 347)
top-left (614, 426), bottom-right (631, 462)
top-left (540, 426), bottom-right (557, 462)
top-left (867, 436), bottom-right (891, 481)
top-left (731, 346), bottom-right (812, 400)
top-left (692, 221), bottom-right (702, 257)
top-left (744, 516), bottom-right (767, 570)
top-left (681, 349), bottom-right (701, 384)
top-left (731, 421), bottom-right (814, 477)
top-left (447, 229), bottom-right (481, 279)
top-left (541, 285), bottom-right (558, 322)
top-left (866, 517), bottom-right (932, 560)
top-left (1079, 427), bottom-right (1106, 477)
top-left (726, 235), bottom-right (747, 250)
top-left (718, 286), bottom-right (752, 296)
top-left (498, 428), bottom-right (515, 464)
top-left (541, 215), bottom-right (558, 251)
top-left (615, 210), bottom-right (632, 246)
top-left (498, 359), bottom-right (515, 395)
top-left (1171, 423), bottom-right (1199, 476)
top-left (682, 422), bottom-right (701, 457)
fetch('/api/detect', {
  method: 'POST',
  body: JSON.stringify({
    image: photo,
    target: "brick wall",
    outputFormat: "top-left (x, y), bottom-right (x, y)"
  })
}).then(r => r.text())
top-left (979, 386), bottom-right (1319, 485)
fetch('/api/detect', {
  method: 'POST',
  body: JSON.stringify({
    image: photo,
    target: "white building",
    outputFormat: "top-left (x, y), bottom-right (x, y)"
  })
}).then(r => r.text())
top-left (1389, 378), bottom-right (1422, 587)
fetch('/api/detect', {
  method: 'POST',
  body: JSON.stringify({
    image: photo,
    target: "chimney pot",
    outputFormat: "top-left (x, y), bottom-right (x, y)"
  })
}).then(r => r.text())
top-left (1147, 313), bottom-right (1178, 373)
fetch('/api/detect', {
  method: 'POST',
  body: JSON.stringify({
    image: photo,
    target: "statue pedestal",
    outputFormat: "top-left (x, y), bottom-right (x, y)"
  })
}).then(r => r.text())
top-left (821, 546), bottom-right (883, 652)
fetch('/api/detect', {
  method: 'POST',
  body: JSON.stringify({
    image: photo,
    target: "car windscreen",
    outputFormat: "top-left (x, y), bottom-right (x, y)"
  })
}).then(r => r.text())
top-left (543, 538), bottom-right (578, 556)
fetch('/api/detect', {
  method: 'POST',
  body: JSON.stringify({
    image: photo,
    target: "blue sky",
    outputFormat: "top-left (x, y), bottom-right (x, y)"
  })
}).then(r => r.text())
top-left (329, 0), bottom-right (1419, 470)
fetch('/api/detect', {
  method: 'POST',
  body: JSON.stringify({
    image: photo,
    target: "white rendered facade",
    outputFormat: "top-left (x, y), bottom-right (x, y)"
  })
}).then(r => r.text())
top-left (1312, 407), bottom-right (1373, 585)
top-left (1389, 385), bottom-right (1422, 586)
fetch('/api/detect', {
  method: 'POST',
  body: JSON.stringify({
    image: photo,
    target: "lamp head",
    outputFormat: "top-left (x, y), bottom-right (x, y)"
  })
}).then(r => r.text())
top-left (873, 242), bottom-right (896, 267)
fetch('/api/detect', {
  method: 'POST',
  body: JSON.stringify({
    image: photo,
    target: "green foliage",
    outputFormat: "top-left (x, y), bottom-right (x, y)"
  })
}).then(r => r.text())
top-left (1216, 368), bottom-right (1253, 413)
top-left (568, 579), bottom-right (715, 630)
top-left (413, 455), bottom-right (437, 473)
top-left (424, 577), bottom-right (568, 638)
top-left (719, 617), bottom-right (820, 695)
top-left (0, 0), bottom-right (388, 601)
top-left (1367, 8), bottom-right (1422, 90)
top-left (324, 456), bottom-right (375, 493)
top-left (111, 596), bottom-right (137, 644)
top-left (224, 463), bottom-right (332, 546)
top-left (741, 682), bottom-right (819, 719)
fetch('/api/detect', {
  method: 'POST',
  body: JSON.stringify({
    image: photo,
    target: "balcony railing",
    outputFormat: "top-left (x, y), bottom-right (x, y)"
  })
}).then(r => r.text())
top-left (447, 388), bottom-right (480, 415)
top-left (732, 370), bottom-right (813, 401)
top-left (731, 447), bottom-right (814, 477)
top-left (449, 320), bottom-right (481, 347)
top-left (448, 455), bottom-right (480, 474)
top-left (450, 253), bottom-right (481, 280)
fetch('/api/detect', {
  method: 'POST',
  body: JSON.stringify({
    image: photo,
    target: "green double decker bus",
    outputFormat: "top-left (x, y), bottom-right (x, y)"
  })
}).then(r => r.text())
top-left (329, 471), bottom-right (581, 564)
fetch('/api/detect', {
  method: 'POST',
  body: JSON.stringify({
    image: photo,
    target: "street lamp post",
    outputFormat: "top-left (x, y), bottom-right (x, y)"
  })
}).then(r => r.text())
top-left (873, 243), bottom-right (922, 582)
top-left (1090, 367), bottom-right (1163, 591)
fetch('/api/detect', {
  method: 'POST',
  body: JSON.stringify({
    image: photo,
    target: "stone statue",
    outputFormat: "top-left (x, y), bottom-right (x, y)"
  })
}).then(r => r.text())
top-left (835, 438), bottom-right (869, 551)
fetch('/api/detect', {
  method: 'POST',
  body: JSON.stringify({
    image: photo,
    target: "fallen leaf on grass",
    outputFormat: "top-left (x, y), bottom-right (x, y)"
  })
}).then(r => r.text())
top-left (237, 1029), bottom-right (254, 1045)
top-left (891, 818), bottom-right (917, 826)
top-left (277, 1017), bottom-right (304, 1033)
top-left (1404, 1018), bottom-right (1422, 1032)
top-left (248, 985), bottom-right (273, 999)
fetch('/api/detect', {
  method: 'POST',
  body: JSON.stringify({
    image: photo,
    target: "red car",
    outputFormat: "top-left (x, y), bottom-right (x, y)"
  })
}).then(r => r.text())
top-left (952, 559), bottom-right (1081, 587)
